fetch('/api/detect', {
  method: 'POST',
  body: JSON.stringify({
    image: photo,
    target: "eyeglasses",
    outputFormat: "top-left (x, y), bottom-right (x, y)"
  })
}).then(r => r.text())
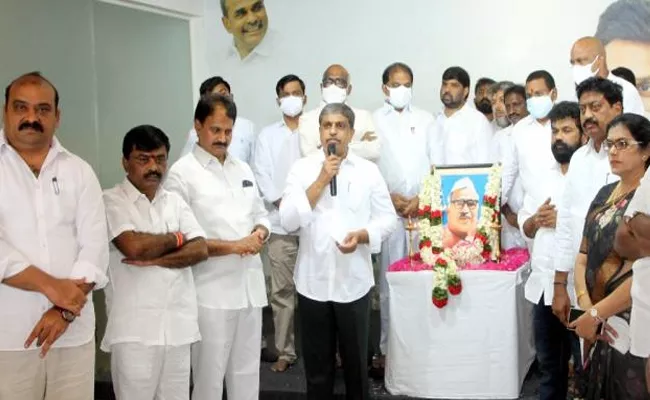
top-left (603, 139), bottom-right (644, 152)
top-left (322, 78), bottom-right (348, 89)
top-left (450, 199), bottom-right (479, 210)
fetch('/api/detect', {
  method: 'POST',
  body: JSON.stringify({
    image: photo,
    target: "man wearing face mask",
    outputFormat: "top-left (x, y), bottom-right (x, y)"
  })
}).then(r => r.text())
top-left (371, 62), bottom-right (435, 371)
top-left (251, 74), bottom-right (306, 373)
top-left (519, 102), bottom-right (584, 400)
top-left (502, 71), bottom-right (559, 208)
top-left (570, 36), bottom-right (644, 116)
top-left (432, 66), bottom-right (494, 165)
top-left (180, 76), bottom-right (257, 164)
top-left (488, 81), bottom-right (527, 250)
top-left (298, 64), bottom-right (379, 161)
top-left (474, 77), bottom-right (497, 124)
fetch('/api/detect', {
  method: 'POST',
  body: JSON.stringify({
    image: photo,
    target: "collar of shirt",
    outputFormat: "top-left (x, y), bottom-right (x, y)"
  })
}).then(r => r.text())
top-left (0, 129), bottom-right (69, 160)
top-left (227, 29), bottom-right (275, 61)
top-left (316, 148), bottom-right (359, 168)
top-left (380, 101), bottom-right (412, 115)
top-left (583, 138), bottom-right (608, 158)
top-left (119, 177), bottom-right (169, 206)
top-left (192, 142), bottom-right (237, 169)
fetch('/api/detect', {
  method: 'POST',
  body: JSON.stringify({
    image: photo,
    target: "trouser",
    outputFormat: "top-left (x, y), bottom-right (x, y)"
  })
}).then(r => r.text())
top-left (0, 340), bottom-right (94, 400)
top-left (268, 233), bottom-right (299, 362)
top-left (111, 343), bottom-right (191, 400)
top-left (533, 297), bottom-right (572, 400)
top-left (191, 306), bottom-right (262, 400)
top-left (298, 292), bottom-right (370, 400)
top-left (378, 218), bottom-right (416, 354)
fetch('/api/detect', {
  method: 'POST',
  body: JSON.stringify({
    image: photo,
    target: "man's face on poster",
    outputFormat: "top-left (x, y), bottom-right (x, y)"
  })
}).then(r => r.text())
top-left (447, 187), bottom-right (479, 240)
top-left (605, 39), bottom-right (650, 116)
top-left (222, 0), bottom-right (268, 55)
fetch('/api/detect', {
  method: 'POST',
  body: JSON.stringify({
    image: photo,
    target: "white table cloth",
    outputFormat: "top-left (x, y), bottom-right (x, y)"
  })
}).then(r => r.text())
top-left (385, 265), bottom-right (535, 399)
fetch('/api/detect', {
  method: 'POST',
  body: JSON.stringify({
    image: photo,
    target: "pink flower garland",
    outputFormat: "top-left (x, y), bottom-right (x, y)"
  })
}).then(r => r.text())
top-left (388, 247), bottom-right (530, 273)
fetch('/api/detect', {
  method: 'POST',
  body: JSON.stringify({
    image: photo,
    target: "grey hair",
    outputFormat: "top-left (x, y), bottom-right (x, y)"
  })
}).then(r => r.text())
top-left (487, 81), bottom-right (515, 98)
top-left (319, 103), bottom-right (356, 128)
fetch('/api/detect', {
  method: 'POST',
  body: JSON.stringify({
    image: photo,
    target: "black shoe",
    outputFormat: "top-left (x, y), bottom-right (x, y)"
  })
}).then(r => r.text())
top-left (261, 348), bottom-right (278, 363)
top-left (368, 354), bottom-right (385, 380)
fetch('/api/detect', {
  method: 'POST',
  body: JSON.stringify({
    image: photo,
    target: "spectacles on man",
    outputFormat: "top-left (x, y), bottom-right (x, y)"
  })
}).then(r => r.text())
top-left (322, 78), bottom-right (348, 89)
top-left (450, 199), bottom-right (479, 210)
top-left (603, 139), bottom-right (644, 152)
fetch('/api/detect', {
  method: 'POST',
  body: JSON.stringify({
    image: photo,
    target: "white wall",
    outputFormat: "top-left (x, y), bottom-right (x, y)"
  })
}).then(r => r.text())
top-left (198, 0), bottom-right (617, 127)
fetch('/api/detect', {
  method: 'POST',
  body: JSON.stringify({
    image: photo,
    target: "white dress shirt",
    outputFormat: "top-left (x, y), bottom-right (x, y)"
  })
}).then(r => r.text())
top-left (165, 145), bottom-right (270, 310)
top-left (373, 103), bottom-right (436, 197)
top-left (101, 179), bottom-right (206, 351)
top-left (519, 164), bottom-right (574, 305)
top-left (251, 121), bottom-right (302, 235)
top-left (0, 132), bottom-right (108, 351)
top-left (431, 103), bottom-right (494, 165)
top-left (624, 169), bottom-right (650, 357)
top-left (501, 116), bottom-right (557, 205)
top-left (298, 104), bottom-right (380, 161)
top-left (279, 152), bottom-right (397, 303)
top-left (180, 117), bottom-right (256, 164)
top-left (609, 73), bottom-right (646, 117)
top-left (554, 140), bottom-right (618, 273)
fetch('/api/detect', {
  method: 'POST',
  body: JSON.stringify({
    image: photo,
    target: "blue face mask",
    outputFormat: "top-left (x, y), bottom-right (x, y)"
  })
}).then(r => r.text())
top-left (526, 95), bottom-right (554, 120)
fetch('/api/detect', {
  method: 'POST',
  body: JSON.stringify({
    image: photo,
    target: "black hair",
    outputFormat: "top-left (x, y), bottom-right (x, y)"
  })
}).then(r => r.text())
top-left (475, 77), bottom-right (496, 94)
top-left (382, 62), bottom-right (414, 85)
top-left (319, 103), bottom-right (355, 128)
top-left (548, 101), bottom-right (583, 135)
top-left (525, 70), bottom-right (556, 91)
top-left (595, 0), bottom-right (650, 45)
top-left (194, 94), bottom-right (237, 124)
top-left (5, 71), bottom-right (60, 109)
top-left (611, 67), bottom-right (637, 86)
top-left (576, 77), bottom-right (623, 107)
top-left (122, 125), bottom-right (170, 158)
top-left (504, 84), bottom-right (526, 101)
top-left (607, 113), bottom-right (650, 169)
top-left (442, 66), bottom-right (470, 89)
top-left (199, 76), bottom-right (231, 96)
top-left (275, 74), bottom-right (305, 96)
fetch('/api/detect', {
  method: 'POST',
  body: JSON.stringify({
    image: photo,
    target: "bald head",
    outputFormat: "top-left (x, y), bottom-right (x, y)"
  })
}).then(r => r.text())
top-left (570, 36), bottom-right (609, 78)
top-left (322, 64), bottom-right (349, 83)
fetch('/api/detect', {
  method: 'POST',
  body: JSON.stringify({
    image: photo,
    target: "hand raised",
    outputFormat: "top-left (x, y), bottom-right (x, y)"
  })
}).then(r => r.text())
top-left (319, 154), bottom-right (341, 183)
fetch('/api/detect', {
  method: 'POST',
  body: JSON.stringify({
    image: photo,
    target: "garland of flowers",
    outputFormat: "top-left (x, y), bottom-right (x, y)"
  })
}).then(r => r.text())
top-left (416, 165), bottom-right (502, 309)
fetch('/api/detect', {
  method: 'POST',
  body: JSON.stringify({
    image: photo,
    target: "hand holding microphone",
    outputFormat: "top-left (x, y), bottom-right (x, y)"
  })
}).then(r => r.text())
top-left (319, 143), bottom-right (340, 196)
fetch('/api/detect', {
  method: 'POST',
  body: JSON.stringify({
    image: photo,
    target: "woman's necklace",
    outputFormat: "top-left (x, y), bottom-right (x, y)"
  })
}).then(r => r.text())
top-left (607, 180), bottom-right (639, 205)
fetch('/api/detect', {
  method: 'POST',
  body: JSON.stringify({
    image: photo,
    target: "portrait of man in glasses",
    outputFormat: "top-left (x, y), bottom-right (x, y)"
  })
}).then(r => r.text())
top-left (443, 177), bottom-right (481, 248)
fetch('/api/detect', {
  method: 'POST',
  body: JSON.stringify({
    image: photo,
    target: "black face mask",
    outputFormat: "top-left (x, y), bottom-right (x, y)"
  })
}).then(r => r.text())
top-left (475, 98), bottom-right (492, 115)
top-left (551, 141), bottom-right (580, 164)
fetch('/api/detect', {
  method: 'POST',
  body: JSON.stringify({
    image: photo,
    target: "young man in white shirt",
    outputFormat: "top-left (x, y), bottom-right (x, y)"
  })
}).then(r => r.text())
top-left (432, 66), bottom-right (494, 165)
top-left (180, 76), bottom-right (256, 164)
top-left (251, 74), bottom-right (306, 372)
top-left (0, 72), bottom-right (109, 400)
top-left (474, 77), bottom-right (496, 124)
top-left (102, 125), bottom-right (209, 399)
top-left (372, 62), bottom-right (435, 370)
top-left (280, 103), bottom-right (397, 399)
top-left (165, 94), bottom-right (270, 400)
top-left (298, 64), bottom-right (379, 161)
top-left (552, 77), bottom-right (624, 323)
top-left (520, 101), bottom-right (584, 400)
top-left (570, 36), bottom-right (645, 117)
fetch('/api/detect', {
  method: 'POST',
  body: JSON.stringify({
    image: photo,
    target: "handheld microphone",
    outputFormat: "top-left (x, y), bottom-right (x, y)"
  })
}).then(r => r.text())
top-left (327, 143), bottom-right (337, 197)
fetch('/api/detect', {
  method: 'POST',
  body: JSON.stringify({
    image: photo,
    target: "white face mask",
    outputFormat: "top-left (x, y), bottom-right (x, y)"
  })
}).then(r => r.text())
top-left (321, 85), bottom-right (348, 104)
top-left (387, 85), bottom-right (413, 110)
top-left (572, 55), bottom-right (600, 85)
top-left (526, 95), bottom-right (554, 120)
top-left (279, 95), bottom-right (304, 117)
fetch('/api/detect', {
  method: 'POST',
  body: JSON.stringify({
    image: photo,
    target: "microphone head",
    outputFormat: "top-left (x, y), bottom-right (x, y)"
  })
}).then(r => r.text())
top-left (327, 143), bottom-right (337, 155)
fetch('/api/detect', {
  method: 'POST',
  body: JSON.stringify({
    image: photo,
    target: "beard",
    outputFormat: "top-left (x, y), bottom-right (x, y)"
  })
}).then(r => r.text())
top-left (495, 116), bottom-right (510, 128)
top-left (475, 98), bottom-right (492, 115)
top-left (552, 141), bottom-right (580, 164)
top-left (442, 93), bottom-right (464, 109)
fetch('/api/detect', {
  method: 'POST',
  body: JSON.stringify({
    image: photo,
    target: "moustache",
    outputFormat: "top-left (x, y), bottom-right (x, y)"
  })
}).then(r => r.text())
top-left (144, 171), bottom-right (162, 180)
top-left (212, 142), bottom-right (228, 148)
top-left (243, 20), bottom-right (264, 32)
top-left (582, 118), bottom-right (598, 129)
top-left (18, 121), bottom-right (44, 133)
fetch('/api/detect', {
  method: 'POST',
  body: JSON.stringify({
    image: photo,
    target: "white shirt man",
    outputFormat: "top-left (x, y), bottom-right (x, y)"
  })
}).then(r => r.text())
top-left (0, 133), bottom-right (109, 398)
top-left (432, 102), bottom-right (493, 165)
top-left (180, 117), bottom-right (256, 164)
top-left (372, 67), bottom-right (435, 356)
top-left (165, 94), bottom-right (269, 400)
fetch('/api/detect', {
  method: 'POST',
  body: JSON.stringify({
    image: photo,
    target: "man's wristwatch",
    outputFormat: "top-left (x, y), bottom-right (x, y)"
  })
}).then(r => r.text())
top-left (59, 308), bottom-right (76, 323)
top-left (589, 308), bottom-right (603, 323)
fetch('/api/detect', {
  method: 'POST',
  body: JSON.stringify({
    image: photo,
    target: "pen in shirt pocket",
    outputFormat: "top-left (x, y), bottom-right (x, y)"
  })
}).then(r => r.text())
top-left (52, 177), bottom-right (60, 195)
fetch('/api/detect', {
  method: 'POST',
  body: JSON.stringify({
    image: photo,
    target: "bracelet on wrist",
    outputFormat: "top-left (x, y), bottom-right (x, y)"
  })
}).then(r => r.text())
top-left (174, 232), bottom-right (184, 248)
top-left (553, 281), bottom-right (568, 286)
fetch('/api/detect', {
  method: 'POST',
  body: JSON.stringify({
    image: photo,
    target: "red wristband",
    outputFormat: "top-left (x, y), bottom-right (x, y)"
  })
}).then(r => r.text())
top-left (174, 232), bottom-right (184, 248)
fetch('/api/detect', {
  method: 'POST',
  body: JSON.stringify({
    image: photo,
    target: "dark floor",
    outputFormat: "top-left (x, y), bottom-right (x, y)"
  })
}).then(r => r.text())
top-left (95, 308), bottom-right (542, 400)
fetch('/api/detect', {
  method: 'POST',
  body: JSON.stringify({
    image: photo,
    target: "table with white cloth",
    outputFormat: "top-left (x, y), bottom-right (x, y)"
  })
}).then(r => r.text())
top-left (385, 264), bottom-right (535, 399)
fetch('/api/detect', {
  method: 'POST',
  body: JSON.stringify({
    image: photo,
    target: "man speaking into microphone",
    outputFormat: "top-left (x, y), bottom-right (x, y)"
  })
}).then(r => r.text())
top-left (280, 103), bottom-right (396, 399)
